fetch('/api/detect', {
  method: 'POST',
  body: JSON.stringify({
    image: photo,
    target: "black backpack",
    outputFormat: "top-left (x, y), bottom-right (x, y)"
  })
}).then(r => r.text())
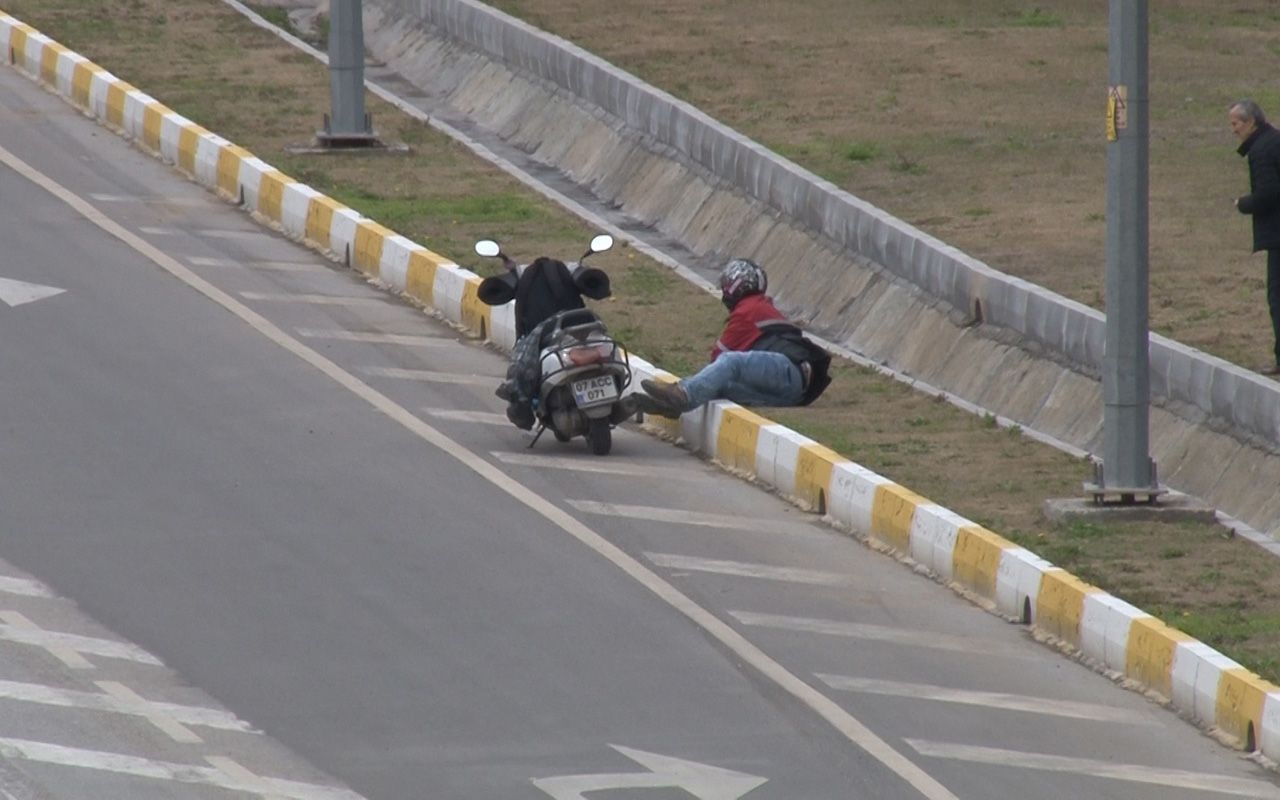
top-left (478, 257), bottom-right (612, 339)
top-left (513, 257), bottom-right (584, 338)
top-left (751, 321), bottom-right (833, 405)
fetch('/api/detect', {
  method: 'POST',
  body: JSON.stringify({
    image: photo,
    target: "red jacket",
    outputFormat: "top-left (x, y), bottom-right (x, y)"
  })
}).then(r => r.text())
top-left (711, 293), bottom-right (789, 361)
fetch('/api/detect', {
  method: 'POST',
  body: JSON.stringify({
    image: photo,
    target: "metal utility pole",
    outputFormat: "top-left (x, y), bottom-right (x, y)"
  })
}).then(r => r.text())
top-left (1091, 0), bottom-right (1161, 503)
top-left (318, 0), bottom-right (377, 147)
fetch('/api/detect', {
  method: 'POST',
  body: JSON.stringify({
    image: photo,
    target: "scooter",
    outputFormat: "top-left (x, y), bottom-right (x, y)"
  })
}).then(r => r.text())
top-left (475, 235), bottom-right (633, 455)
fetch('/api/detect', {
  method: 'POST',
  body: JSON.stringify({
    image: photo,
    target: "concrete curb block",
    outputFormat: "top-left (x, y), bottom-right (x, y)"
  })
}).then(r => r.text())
top-left (6, 10), bottom-right (1278, 761)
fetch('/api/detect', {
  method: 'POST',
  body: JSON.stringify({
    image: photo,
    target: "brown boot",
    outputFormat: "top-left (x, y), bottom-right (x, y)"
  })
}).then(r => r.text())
top-left (640, 379), bottom-right (690, 417)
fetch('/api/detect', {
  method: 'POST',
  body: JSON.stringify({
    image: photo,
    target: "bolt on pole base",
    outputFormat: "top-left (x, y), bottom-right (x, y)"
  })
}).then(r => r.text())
top-left (1083, 459), bottom-right (1165, 506)
top-left (285, 114), bottom-right (409, 155)
top-left (1081, 482), bottom-right (1167, 506)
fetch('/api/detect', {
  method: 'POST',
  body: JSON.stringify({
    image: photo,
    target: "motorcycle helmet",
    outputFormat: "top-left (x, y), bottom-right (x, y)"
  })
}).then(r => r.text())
top-left (719, 258), bottom-right (767, 309)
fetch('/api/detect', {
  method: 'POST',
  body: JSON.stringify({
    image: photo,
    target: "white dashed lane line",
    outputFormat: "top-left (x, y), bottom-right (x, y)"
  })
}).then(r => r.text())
top-left (728, 611), bottom-right (1039, 659)
top-left (189, 256), bottom-right (323, 272)
top-left (239, 293), bottom-right (390, 307)
top-left (141, 226), bottom-right (263, 240)
top-left (572, 501), bottom-right (824, 536)
top-left (499, 455), bottom-right (705, 479)
top-left (360, 367), bottom-right (497, 385)
top-left (646, 553), bottom-right (851, 586)
top-left (904, 740), bottom-right (1280, 798)
top-left (295, 329), bottom-right (450, 347)
top-left (814, 675), bottom-right (1153, 724)
top-left (424, 408), bottom-right (508, 425)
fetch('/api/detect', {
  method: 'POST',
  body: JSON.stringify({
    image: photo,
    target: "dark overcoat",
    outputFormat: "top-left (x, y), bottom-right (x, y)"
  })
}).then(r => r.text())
top-left (1237, 123), bottom-right (1280, 252)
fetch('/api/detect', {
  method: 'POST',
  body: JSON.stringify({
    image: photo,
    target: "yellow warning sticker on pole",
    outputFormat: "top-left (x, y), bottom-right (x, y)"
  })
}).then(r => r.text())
top-left (1107, 85), bottom-right (1127, 142)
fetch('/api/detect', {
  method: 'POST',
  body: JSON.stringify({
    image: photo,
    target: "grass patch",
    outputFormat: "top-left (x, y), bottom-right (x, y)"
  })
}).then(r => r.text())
top-left (1006, 9), bottom-right (1064, 29)
top-left (843, 142), bottom-right (878, 162)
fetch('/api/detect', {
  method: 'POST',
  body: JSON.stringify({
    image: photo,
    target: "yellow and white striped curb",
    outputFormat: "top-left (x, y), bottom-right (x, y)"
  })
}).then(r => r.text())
top-left (5, 11), bottom-right (1277, 760)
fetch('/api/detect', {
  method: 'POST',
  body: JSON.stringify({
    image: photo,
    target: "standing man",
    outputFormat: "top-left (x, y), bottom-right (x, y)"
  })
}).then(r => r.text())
top-left (1230, 99), bottom-right (1280, 376)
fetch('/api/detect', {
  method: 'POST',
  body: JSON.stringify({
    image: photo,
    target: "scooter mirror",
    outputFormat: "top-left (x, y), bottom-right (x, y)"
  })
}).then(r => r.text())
top-left (589, 234), bottom-right (614, 254)
top-left (475, 240), bottom-right (501, 258)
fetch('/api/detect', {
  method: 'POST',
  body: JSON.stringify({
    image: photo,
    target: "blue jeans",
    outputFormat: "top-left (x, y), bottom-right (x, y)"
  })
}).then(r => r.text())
top-left (680, 351), bottom-right (805, 410)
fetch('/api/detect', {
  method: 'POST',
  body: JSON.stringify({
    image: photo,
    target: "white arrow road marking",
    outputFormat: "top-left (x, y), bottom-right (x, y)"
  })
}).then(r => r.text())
top-left (647, 554), bottom-right (851, 586)
top-left (0, 277), bottom-right (65, 307)
top-left (816, 675), bottom-right (1153, 723)
top-left (532, 745), bottom-right (766, 800)
top-left (574, 501), bottom-right (823, 535)
top-left (905, 740), bottom-right (1280, 798)
top-left (729, 611), bottom-right (1037, 659)
top-left (0, 738), bottom-right (364, 800)
top-left (1, 142), bottom-right (961, 799)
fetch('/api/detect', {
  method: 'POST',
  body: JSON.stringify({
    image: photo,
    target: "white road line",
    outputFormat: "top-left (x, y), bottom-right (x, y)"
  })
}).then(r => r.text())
top-left (0, 612), bottom-right (162, 666)
top-left (0, 577), bottom-right (52, 598)
top-left (816, 675), bottom-right (1151, 724)
top-left (199, 228), bottom-right (271, 240)
top-left (905, 740), bottom-right (1280, 798)
top-left (424, 408), bottom-right (509, 425)
top-left (730, 611), bottom-right (1036, 659)
top-left (574, 500), bottom-right (822, 535)
top-left (145, 227), bottom-right (260, 239)
top-left (495, 453), bottom-right (710, 479)
top-left (89, 193), bottom-right (205, 207)
top-left (0, 612), bottom-right (92, 669)
top-left (207, 756), bottom-right (289, 800)
top-left (239, 292), bottom-right (389, 306)
top-left (95, 681), bottom-right (202, 743)
top-left (0, 738), bottom-right (364, 800)
top-left (189, 256), bottom-right (322, 272)
top-left (1, 144), bottom-right (960, 799)
top-left (0, 678), bottom-right (255, 732)
top-left (361, 367), bottom-right (496, 385)
top-left (295, 329), bottom-right (448, 347)
top-left (646, 554), bottom-right (850, 585)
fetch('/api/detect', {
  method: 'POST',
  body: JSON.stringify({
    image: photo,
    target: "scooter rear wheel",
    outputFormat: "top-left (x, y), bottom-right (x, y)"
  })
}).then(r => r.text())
top-left (586, 418), bottom-right (612, 455)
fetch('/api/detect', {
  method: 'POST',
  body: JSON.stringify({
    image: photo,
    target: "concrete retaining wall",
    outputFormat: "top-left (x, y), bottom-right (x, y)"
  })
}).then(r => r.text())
top-left (361, 0), bottom-right (1280, 536)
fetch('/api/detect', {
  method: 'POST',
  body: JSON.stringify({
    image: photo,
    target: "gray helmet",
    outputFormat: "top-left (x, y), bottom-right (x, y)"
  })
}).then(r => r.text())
top-left (719, 258), bottom-right (767, 309)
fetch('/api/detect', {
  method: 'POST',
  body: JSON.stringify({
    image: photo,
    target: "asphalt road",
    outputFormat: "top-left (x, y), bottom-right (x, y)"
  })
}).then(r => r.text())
top-left (0, 64), bottom-right (1277, 800)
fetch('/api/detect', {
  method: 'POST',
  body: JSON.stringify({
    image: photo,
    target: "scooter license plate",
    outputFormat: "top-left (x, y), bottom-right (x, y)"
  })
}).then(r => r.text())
top-left (572, 375), bottom-right (618, 407)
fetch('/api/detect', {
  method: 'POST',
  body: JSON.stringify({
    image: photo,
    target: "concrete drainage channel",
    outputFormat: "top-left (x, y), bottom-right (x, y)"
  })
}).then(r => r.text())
top-left (263, 0), bottom-right (1280, 542)
top-left (6, 0), bottom-right (1279, 769)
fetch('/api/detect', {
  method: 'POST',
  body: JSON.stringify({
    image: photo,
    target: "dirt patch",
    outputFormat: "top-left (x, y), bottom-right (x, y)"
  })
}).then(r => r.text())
top-left (6, 0), bottom-right (1280, 683)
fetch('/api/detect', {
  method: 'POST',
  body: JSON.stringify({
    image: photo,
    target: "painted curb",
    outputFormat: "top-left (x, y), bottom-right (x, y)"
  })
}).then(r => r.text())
top-left (5, 11), bottom-right (1277, 760)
